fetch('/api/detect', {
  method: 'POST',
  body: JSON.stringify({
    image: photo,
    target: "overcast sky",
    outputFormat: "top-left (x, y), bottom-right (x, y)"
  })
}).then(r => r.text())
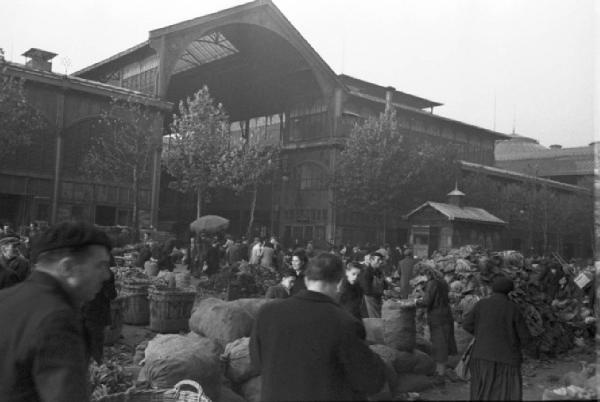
top-left (2, 0), bottom-right (596, 147)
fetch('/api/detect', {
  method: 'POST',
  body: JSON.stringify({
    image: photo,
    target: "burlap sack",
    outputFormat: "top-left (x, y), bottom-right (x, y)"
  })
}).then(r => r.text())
top-left (382, 300), bottom-right (416, 352)
top-left (412, 349), bottom-right (436, 376)
top-left (219, 386), bottom-right (246, 402)
top-left (415, 335), bottom-right (432, 356)
top-left (240, 376), bottom-right (262, 402)
top-left (393, 351), bottom-right (419, 374)
top-left (189, 299), bottom-right (254, 347)
top-left (363, 318), bottom-right (384, 344)
top-left (394, 373), bottom-right (435, 393)
top-left (229, 298), bottom-right (274, 319)
top-left (139, 332), bottom-right (222, 401)
top-left (221, 337), bottom-right (256, 384)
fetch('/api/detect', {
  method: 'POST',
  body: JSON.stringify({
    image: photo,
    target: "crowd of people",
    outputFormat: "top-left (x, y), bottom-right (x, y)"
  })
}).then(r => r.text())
top-left (0, 222), bottom-right (576, 401)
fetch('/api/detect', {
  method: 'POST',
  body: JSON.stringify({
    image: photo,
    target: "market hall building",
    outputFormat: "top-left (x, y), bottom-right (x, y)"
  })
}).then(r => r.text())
top-left (0, 50), bottom-right (171, 230)
top-left (74, 0), bottom-right (513, 248)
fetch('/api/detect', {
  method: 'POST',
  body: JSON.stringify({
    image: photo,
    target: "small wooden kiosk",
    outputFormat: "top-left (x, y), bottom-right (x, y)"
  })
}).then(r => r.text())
top-left (405, 186), bottom-right (506, 258)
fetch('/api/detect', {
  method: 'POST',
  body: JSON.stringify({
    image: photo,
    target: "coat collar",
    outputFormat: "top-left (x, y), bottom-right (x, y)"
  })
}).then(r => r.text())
top-left (293, 289), bottom-right (339, 305)
top-left (27, 270), bottom-right (79, 309)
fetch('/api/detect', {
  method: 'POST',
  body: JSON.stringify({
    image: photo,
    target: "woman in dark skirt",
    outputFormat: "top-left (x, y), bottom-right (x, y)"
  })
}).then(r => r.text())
top-left (416, 266), bottom-right (457, 378)
top-left (463, 276), bottom-right (532, 401)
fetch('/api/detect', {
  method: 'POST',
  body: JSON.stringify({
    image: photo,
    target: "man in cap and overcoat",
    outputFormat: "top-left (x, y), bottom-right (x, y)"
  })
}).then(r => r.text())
top-left (0, 222), bottom-right (112, 401)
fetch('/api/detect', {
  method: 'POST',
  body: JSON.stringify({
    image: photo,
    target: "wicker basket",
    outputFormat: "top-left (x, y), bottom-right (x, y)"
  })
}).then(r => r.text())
top-left (121, 281), bottom-right (151, 325)
top-left (97, 380), bottom-right (211, 402)
top-left (148, 287), bottom-right (196, 333)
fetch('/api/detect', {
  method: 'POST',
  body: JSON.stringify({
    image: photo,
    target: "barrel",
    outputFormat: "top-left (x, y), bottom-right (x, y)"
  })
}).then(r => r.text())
top-left (148, 287), bottom-right (196, 333)
top-left (103, 297), bottom-right (124, 345)
top-left (121, 281), bottom-right (151, 325)
top-left (382, 299), bottom-right (417, 352)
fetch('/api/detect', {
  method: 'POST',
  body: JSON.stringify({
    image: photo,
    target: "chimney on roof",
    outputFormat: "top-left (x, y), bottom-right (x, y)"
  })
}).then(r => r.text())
top-left (385, 86), bottom-right (395, 113)
top-left (549, 144), bottom-right (562, 150)
top-left (447, 183), bottom-right (465, 208)
top-left (22, 48), bottom-right (57, 72)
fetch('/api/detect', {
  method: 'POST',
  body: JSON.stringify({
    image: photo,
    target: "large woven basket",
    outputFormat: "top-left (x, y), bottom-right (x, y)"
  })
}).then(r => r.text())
top-left (121, 281), bottom-right (151, 325)
top-left (97, 380), bottom-right (211, 402)
top-left (148, 287), bottom-right (196, 333)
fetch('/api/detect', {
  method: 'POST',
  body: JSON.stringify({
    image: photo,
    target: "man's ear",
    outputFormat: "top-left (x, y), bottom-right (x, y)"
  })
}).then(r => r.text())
top-left (56, 256), bottom-right (77, 277)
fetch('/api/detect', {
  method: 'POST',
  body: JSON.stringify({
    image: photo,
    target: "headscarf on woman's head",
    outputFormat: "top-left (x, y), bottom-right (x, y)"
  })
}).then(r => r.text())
top-left (491, 275), bottom-right (514, 294)
top-left (421, 265), bottom-right (444, 282)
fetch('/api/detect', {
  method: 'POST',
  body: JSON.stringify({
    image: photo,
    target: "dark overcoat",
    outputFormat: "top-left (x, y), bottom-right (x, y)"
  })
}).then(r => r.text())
top-left (289, 271), bottom-right (306, 295)
top-left (463, 292), bottom-right (532, 366)
top-left (339, 278), bottom-right (364, 320)
top-left (264, 283), bottom-right (289, 299)
top-left (249, 290), bottom-right (385, 401)
top-left (0, 265), bottom-right (19, 290)
top-left (397, 257), bottom-right (416, 298)
top-left (417, 278), bottom-right (457, 362)
top-left (0, 271), bottom-right (89, 401)
top-left (0, 255), bottom-right (30, 282)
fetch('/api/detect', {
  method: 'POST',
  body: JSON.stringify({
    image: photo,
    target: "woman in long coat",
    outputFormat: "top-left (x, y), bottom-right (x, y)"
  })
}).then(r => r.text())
top-left (462, 275), bottom-right (531, 401)
top-left (416, 266), bottom-right (457, 378)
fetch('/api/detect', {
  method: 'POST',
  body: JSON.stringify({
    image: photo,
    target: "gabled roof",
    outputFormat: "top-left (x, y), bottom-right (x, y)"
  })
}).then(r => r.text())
top-left (405, 201), bottom-right (506, 225)
top-left (339, 74), bottom-right (441, 110)
top-left (74, 0), bottom-right (345, 92)
top-left (3, 61), bottom-right (172, 110)
top-left (74, 41), bottom-right (150, 77)
top-left (460, 160), bottom-right (591, 194)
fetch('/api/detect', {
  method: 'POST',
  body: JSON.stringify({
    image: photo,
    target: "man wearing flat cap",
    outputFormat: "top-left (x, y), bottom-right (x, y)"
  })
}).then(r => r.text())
top-left (358, 251), bottom-right (388, 318)
top-left (0, 221), bottom-right (112, 402)
top-left (0, 236), bottom-right (31, 284)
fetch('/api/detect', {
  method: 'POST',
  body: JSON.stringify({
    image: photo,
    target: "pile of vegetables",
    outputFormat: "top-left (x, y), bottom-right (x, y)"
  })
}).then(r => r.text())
top-left (89, 345), bottom-right (136, 401)
top-left (196, 261), bottom-right (279, 300)
top-left (403, 245), bottom-right (595, 356)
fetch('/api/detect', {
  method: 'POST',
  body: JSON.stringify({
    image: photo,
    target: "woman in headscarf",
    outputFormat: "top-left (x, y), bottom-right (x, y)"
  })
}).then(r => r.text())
top-left (416, 265), bottom-right (457, 379)
top-left (289, 249), bottom-right (308, 295)
top-left (462, 275), bottom-right (532, 401)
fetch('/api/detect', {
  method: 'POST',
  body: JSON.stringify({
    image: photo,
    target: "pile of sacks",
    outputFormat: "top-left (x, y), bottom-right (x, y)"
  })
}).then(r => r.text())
top-left (135, 297), bottom-right (275, 402)
top-left (362, 300), bottom-right (445, 400)
top-left (409, 246), bottom-right (595, 356)
top-left (136, 296), bottom-right (442, 401)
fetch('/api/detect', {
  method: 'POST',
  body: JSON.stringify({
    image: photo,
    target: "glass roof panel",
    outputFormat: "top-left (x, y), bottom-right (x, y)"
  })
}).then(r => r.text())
top-left (172, 31), bottom-right (238, 74)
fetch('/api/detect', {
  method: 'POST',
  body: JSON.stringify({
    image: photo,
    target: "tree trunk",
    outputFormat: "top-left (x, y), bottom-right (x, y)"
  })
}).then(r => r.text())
top-left (542, 202), bottom-right (548, 254)
top-left (382, 210), bottom-right (387, 245)
top-left (132, 166), bottom-right (140, 242)
top-left (246, 182), bottom-right (258, 239)
top-left (196, 187), bottom-right (202, 219)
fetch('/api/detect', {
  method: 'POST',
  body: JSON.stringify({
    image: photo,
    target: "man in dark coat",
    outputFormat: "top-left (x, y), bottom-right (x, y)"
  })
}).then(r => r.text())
top-left (339, 262), bottom-right (364, 320)
top-left (204, 238), bottom-right (220, 276)
top-left (250, 253), bottom-right (386, 402)
top-left (359, 252), bottom-right (387, 318)
top-left (398, 248), bottom-right (416, 298)
top-left (463, 276), bottom-right (532, 400)
top-left (264, 268), bottom-right (296, 299)
top-left (0, 263), bottom-right (19, 290)
top-left (0, 236), bottom-right (31, 282)
top-left (0, 222), bottom-right (112, 402)
top-left (82, 269), bottom-right (118, 364)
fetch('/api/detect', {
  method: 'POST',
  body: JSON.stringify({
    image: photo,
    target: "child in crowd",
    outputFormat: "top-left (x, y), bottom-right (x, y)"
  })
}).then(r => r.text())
top-left (265, 268), bottom-right (297, 299)
top-left (338, 262), bottom-right (364, 320)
